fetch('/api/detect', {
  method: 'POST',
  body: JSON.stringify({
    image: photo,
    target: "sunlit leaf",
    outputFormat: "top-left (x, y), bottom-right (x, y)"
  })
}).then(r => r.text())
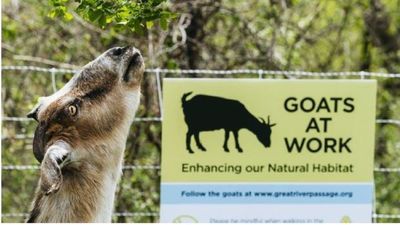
top-left (146, 21), bottom-right (154, 29)
top-left (63, 12), bottom-right (74, 21)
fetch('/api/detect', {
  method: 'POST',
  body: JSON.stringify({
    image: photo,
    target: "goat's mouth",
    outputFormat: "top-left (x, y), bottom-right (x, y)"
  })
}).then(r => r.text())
top-left (123, 53), bottom-right (142, 81)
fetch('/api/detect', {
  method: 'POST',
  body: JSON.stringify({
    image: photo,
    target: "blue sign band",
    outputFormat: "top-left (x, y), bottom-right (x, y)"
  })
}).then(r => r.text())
top-left (161, 183), bottom-right (373, 204)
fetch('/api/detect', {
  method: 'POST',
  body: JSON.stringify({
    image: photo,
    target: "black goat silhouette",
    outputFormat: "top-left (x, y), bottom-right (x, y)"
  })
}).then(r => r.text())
top-left (181, 92), bottom-right (276, 153)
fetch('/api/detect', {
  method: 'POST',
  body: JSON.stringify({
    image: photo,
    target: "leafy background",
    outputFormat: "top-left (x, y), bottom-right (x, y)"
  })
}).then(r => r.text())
top-left (2, 0), bottom-right (400, 222)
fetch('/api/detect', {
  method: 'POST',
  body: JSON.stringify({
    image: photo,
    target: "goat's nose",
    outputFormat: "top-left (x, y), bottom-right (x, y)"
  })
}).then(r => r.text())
top-left (132, 47), bottom-right (141, 56)
top-left (132, 47), bottom-right (142, 59)
top-left (132, 52), bottom-right (142, 65)
top-left (133, 52), bottom-right (140, 58)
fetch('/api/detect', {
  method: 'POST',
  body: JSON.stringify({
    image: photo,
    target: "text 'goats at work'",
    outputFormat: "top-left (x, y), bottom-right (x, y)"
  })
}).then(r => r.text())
top-left (283, 97), bottom-right (354, 153)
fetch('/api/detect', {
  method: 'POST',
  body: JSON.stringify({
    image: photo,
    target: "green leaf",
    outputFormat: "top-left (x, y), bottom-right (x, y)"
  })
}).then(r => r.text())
top-left (160, 17), bottom-right (168, 30)
top-left (48, 9), bottom-right (57, 18)
top-left (87, 9), bottom-right (102, 21)
top-left (63, 12), bottom-right (74, 21)
top-left (116, 21), bottom-right (128, 25)
top-left (106, 16), bottom-right (113, 24)
top-left (134, 22), bottom-right (145, 34)
top-left (146, 21), bottom-right (154, 29)
top-left (98, 15), bottom-right (107, 28)
top-left (47, 0), bottom-right (178, 34)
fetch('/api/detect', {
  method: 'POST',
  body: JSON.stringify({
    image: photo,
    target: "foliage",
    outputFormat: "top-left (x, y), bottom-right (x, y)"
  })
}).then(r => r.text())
top-left (48, 0), bottom-right (176, 33)
top-left (2, 0), bottom-right (400, 223)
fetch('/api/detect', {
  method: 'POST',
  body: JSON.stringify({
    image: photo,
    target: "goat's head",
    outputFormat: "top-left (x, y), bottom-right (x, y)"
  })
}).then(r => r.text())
top-left (256, 116), bottom-right (276, 148)
top-left (27, 46), bottom-right (144, 163)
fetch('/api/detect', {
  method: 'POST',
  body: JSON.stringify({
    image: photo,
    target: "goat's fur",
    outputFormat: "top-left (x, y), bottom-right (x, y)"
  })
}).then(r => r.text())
top-left (26, 46), bottom-right (144, 223)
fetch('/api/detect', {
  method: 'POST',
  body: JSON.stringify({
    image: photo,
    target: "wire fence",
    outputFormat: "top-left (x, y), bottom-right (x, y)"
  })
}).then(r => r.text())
top-left (2, 66), bottom-right (400, 222)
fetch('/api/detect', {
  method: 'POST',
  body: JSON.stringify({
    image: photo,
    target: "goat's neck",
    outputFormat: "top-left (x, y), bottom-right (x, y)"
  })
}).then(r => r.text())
top-left (244, 115), bottom-right (262, 134)
top-left (78, 139), bottom-right (127, 222)
top-left (32, 141), bottom-right (126, 223)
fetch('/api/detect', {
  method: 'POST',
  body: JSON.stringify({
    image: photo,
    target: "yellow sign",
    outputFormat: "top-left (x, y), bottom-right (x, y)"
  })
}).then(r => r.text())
top-left (161, 79), bottom-right (376, 183)
top-left (160, 79), bottom-right (376, 223)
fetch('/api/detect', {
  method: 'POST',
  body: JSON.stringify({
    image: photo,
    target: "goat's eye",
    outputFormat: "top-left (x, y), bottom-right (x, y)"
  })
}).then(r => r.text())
top-left (112, 48), bottom-right (123, 56)
top-left (68, 105), bottom-right (78, 116)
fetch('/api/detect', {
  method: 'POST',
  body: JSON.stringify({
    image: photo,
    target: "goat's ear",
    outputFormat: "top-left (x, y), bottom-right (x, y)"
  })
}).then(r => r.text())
top-left (27, 106), bottom-right (39, 121)
top-left (27, 100), bottom-right (42, 121)
top-left (269, 123), bottom-right (277, 127)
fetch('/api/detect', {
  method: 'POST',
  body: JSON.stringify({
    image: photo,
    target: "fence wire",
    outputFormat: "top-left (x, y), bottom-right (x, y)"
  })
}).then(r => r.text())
top-left (1, 212), bottom-right (159, 218)
top-left (2, 66), bottom-right (400, 222)
top-left (3, 65), bottom-right (400, 77)
top-left (1, 165), bottom-right (161, 170)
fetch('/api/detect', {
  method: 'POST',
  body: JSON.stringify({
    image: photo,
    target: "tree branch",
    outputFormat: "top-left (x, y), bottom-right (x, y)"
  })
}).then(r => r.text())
top-left (12, 55), bottom-right (80, 69)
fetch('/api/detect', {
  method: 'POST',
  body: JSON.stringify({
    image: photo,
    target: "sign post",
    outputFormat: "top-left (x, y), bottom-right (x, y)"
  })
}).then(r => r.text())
top-left (160, 79), bottom-right (376, 223)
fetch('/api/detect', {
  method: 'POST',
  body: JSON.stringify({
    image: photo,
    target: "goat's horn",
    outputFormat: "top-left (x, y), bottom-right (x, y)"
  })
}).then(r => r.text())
top-left (259, 117), bottom-right (266, 124)
top-left (267, 116), bottom-right (270, 125)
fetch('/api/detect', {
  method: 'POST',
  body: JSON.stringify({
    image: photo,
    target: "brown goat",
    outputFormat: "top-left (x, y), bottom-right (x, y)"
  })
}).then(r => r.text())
top-left (26, 46), bottom-right (144, 222)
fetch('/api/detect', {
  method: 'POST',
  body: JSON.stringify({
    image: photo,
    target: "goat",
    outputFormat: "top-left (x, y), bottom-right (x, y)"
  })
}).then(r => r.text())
top-left (181, 92), bottom-right (276, 153)
top-left (25, 46), bottom-right (144, 222)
